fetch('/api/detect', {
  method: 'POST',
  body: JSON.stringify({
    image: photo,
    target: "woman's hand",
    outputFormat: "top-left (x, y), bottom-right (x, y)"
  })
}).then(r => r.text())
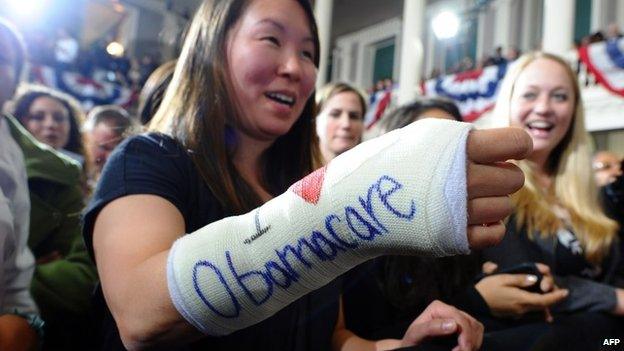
top-left (400, 300), bottom-right (483, 351)
top-left (465, 128), bottom-right (532, 249)
top-left (475, 262), bottom-right (568, 321)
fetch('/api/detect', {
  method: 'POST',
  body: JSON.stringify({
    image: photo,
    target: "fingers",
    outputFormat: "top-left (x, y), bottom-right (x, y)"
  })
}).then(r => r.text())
top-left (467, 127), bottom-right (533, 164)
top-left (492, 273), bottom-right (540, 288)
top-left (524, 289), bottom-right (569, 308)
top-left (466, 222), bottom-right (505, 249)
top-left (467, 162), bottom-right (525, 199)
top-left (534, 263), bottom-right (552, 275)
top-left (534, 263), bottom-right (555, 292)
top-left (544, 307), bottom-right (554, 323)
top-left (482, 261), bottom-right (498, 274)
top-left (540, 275), bottom-right (556, 293)
top-left (402, 318), bottom-right (458, 346)
top-left (455, 310), bottom-right (484, 351)
top-left (413, 301), bottom-right (483, 351)
top-left (467, 196), bottom-right (513, 225)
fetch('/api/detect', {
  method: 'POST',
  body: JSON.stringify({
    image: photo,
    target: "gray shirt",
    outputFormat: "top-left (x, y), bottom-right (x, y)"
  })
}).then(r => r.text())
top-left (0, 116), bottom-right (37, 315)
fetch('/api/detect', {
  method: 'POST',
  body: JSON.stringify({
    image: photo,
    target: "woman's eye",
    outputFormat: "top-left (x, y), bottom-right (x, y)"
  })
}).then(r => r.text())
top-left (28, 113), bottom-right (45, 121)
top-left (263, 36), bottom-right (280, 46)
top-left (328, 110), bottom-right (341, 118)
top-left (522, 92), bottom-right (537, 100)
top-left (349, 112), bottom-right (362, 120)
top-left (552, 93), bottom-right (568, 102)
top-left (301, 50), bottom-right (314, 60)
top-left (53, 114), bottom-right (68, 123)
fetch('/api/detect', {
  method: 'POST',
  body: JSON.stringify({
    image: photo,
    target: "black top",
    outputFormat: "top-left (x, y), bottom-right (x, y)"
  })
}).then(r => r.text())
top-left (341, 255), bottom-right (487, 341)
top-left (482, 216), bottom-right (619, 313)
top-left (82, 133), bottom-right (339, 351)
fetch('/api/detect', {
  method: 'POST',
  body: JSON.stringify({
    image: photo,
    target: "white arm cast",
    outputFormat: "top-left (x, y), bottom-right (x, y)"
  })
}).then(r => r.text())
top-left (167, 118), bottom-right (472, 336)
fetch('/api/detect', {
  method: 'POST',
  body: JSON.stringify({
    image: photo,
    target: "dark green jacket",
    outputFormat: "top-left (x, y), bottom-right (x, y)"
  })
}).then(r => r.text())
top-left (6, 114), bottom-right (98, 327)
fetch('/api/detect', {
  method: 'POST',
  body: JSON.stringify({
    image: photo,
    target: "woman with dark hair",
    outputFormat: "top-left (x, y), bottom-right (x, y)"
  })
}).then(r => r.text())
top-left (380, 96), bottom-right (462, 134)
top-left (83, 1), bottom-right (530, 350)
top-left (12, 84), bottom-right (87, 164)
top-left (137, 60), bottom-right (175, 125)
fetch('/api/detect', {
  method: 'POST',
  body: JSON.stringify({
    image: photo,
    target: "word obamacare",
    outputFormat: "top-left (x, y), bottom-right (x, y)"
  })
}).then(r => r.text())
top-left (192, 175), bottom-right (416, 318)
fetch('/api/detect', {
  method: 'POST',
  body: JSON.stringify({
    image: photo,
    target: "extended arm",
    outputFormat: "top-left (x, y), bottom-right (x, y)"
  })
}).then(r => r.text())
top-left (93, 120), bottom-right (530, 350)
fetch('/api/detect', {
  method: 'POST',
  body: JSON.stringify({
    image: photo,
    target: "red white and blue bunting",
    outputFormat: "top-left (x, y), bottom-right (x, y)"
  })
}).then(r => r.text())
top-left (579, 37), bottom-right (624, 97)
top-left (30, 65), bottom-right (137, 111)
top-left (422, 63), bottom-right (509, 122)
top-left (364, 88), bottom-right (393, 129)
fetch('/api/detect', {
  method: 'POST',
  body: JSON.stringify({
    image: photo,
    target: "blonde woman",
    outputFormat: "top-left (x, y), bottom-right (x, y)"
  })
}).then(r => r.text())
top-left (481, 52), bottom-right (623, 344)
top-left (315, 82), bottom-right (366, 163)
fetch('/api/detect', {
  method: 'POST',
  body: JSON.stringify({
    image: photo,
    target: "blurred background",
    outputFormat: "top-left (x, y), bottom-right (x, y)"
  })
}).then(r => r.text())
top-left (0, 0), bottom-right (622, 151)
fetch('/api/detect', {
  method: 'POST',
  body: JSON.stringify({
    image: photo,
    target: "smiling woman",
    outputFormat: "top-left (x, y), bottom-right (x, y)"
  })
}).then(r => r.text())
top-left (12, 84), bottom-right (88, 164)
top-left (483, 52), bottom-right (624, 346)
top-left (82, 1), bottom-right (531, 350)
top-left (315, 82), bottom-right (367, 163)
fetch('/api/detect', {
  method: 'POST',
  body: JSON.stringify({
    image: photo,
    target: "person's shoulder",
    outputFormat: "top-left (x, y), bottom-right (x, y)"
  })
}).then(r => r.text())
top-left (106, 132), bottom-right (193, 183)
top-left (120, 132), bottom-right (186, 156)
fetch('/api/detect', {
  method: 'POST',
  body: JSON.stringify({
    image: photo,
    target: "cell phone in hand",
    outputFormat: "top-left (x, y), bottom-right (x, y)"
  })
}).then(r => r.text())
top-left (494, 262), bottom-right (543, 293)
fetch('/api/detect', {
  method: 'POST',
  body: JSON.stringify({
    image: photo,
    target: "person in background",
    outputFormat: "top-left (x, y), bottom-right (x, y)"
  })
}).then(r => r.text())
top-left (0, 17), bottom-right (41, 351)
top-left (137, 60), bottom-right (176, 125)
top-left (11, 84), bottom-right (88, 166)
top-left (54, 27), bottom-right (79, 69)
top-left (484, 51), bottom-right (624, 349)
top-left (315, 82), bottom-right (366, 163)
top-left (593, 151), bottom-right (624, 284)
top-left (84, 105), bottom-right (138, 185)
top-left (379, 96), bottom-right (461, 134)
top-left (605, 22), bottom-right (623, 41)
top-left (1, 19), bottom-right (97, 351)
top-left (490, 46), bottom-right (507, 66)
top-left (593, 151), bottom-right (622, 187)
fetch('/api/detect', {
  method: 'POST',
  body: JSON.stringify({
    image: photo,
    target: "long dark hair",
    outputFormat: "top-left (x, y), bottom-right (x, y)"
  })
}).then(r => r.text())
top-left (137, 60), bottom-right (175, 125)
top-left (381, 97), bottom-right (462, 132)
top-left (13, 84), bottom-right (87, 158)
top-left (150, 0), bottom-right (321, 215)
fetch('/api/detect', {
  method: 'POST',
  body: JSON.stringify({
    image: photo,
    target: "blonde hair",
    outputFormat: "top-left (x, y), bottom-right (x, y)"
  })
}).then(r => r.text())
top-left (315, 82), bottom-right (367, 116)
top-left (493, 51), bottom-right (617, 264)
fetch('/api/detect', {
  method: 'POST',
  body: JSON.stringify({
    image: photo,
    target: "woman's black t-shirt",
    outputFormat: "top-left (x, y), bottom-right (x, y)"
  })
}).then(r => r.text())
top-left (82, 133), bottom-right (340, 351)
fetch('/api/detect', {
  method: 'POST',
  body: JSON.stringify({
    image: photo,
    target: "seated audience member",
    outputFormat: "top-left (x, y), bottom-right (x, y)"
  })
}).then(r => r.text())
top-left (593, 151), bottom-right (624, 286)
top-left (84, 105), bottom-right (138, 185)
top-left (593, 151), bottom-right (622, 187)
top-left (315, 82), bottom-right (366, 163)
top-left (380, 96), bottom-right (462, 135)
top-left (483, 51), bottom-right (624, 349)
top-left (11, 84), bottom-right (88, 165)
top-left (137, 60), bottom-right (175, 125)
top-left (1, 20), bottom-right (97, 351)
top-left (593, 151), bottom-right (624, 223)
top-left (0, 17), bottom-right (41, 351)
top-left (337, 98), bottom-right (566, 351)
top-left (82, 1), bottom-right (530, 350)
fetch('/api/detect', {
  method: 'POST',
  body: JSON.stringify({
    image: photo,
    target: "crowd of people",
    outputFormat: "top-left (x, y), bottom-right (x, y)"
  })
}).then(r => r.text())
top-left (0, 1), bottom-right (623, 351)
top-left (25, 26), bottom-right (160, 90)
